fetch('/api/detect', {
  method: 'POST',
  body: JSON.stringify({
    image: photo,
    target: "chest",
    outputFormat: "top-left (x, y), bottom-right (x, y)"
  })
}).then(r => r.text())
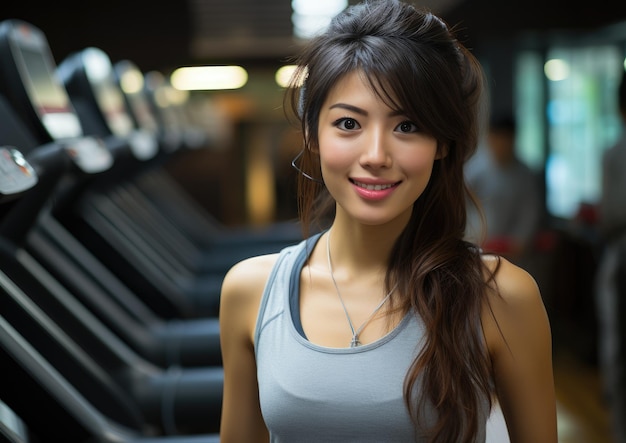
top-left (298, 266), bottom-right (405, 348)
top-left (256, 312), bottom-right (426, 442)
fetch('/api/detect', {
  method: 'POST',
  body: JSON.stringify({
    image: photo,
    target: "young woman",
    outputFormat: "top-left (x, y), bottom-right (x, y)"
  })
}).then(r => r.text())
top-left (219, 1), bottom-right (557, 441)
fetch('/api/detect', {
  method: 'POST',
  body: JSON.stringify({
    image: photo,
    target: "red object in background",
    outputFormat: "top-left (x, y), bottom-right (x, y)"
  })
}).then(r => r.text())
top-left (483, 230), bottom-right (559, 255)
top-left (534, 230), bottom-right (558, 252)
top-left (483, 236), bottom-right (514, 254)
top-left (576, 202), bottom-right (599, 225)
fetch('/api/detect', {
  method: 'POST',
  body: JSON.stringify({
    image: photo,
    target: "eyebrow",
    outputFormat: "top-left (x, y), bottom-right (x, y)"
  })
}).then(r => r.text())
top-left (328, 103), bottom-right (367, 115)
top-left (328, 103), bottom-right (406, 118)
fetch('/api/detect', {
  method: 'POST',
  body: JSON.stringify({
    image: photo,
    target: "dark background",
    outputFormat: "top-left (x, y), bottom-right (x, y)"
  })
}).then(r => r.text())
top-left (3, 0), bottom-right (626, 73)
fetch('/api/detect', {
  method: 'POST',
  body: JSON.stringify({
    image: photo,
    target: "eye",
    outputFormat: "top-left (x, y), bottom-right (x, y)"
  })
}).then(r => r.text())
top-left (395, 121), bottom-right (419, 133)
top-left (334, 118), bottom-right (360, 131)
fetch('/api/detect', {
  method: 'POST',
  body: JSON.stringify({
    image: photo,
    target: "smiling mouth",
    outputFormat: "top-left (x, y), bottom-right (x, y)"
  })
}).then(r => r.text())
top-left (350, 179), bottom-right (400, 191)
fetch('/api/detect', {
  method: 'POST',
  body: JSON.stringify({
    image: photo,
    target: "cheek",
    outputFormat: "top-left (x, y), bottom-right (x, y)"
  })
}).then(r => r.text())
top-left (398, 149), bottom-right (438, 176)
top-left (318, 136), bottom-right (353, 173)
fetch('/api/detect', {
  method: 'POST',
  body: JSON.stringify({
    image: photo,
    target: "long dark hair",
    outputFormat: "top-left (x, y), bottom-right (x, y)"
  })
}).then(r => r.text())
top-left (287, 1), bottom-right (496, 441)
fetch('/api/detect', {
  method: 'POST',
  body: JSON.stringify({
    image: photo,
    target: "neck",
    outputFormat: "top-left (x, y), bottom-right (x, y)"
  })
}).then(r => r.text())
top-left (327, 206), bottom-right (409, 274)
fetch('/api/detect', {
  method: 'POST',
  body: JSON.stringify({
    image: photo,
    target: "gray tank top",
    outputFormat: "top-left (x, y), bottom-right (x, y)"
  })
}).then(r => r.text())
top-left (254, 236), bottom-right (489, 442)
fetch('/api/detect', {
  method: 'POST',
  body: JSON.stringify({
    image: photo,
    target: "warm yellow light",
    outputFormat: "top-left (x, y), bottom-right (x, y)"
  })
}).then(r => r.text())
top-left (544, 59), bottom-right (570, 81)
top-left (154, 85), bottom-right (189, 108)
top-left (275, 65), bottom-right (307, 88)
top-left (275, 65), bottom-right (297, 88)
top-left (170, 66), bottom-right (248, 91)
top-left (165, 87), bottom-right (189, 106)
top-left (153, 88), bottom-right (169, 108)
top-left (119, 68), bottom-right (145, 94)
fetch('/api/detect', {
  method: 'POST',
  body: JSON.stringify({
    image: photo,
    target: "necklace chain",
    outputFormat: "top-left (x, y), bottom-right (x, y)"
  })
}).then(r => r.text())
top-left (326, 230), bottom-right (397, 347)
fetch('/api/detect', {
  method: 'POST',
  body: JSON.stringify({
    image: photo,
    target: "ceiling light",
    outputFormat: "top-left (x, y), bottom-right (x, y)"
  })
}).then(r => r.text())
top-left (544, 59), bottom-right (570, 81)
top-left (291, 0), bottom-right (347, 39)
top-left (275, 65), bottom-right (301, 88)
top-left (170, 66), bottom-right (248, 91)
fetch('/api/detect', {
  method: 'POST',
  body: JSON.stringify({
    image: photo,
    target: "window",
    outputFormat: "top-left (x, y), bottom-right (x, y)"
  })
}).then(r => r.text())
top-left (516, 45), bottom-right (623, 219)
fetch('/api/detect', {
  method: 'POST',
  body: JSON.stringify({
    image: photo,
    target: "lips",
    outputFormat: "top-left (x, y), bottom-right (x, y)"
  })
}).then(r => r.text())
top-left (349, 178), bottom-right (401, 201)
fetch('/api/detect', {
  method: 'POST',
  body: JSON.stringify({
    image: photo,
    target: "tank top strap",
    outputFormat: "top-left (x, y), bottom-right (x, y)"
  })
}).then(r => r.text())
top-left (254, 234), bottom-right (322, 352)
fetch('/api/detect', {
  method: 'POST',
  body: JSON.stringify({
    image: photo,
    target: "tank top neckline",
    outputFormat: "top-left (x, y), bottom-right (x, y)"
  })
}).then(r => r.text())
top-left (287, 232), bottom-right (413, 354)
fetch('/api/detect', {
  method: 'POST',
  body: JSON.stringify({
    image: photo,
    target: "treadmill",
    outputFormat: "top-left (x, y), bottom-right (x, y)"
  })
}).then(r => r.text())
top-left (0, 145), bottom-right (220, 442)
top-left (0, 20), bottom-right (223, 434)
top-left (0, 19), bottom-right (223, 367)
top-left (0, 18), bottom-right (212, 321)
top-left (53, 45), bottom-right (302, 318)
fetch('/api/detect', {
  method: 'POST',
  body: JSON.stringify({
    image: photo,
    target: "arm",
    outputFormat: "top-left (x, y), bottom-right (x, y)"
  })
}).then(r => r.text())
top-left (481, 258), bottom-right (557, 443)
top-left (220, 255), bottom-right (277, 443)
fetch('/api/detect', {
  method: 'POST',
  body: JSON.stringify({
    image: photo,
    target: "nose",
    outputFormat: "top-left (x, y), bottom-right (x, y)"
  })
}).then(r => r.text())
top-left (359, 129), bottom-right (391, 169)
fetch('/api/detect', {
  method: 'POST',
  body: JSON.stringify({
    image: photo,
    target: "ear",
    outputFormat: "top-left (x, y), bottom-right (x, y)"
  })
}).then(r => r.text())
top-left (435, 142), bottom-right (449, 160)
top-left (307, 140), bottom-right (320, 155)
top-left (303, 122), bottom-right (321, 155)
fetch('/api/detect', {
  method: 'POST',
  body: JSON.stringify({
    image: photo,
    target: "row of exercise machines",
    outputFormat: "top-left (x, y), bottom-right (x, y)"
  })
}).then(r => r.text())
top-left (0, 18), bottom-right (302, 442)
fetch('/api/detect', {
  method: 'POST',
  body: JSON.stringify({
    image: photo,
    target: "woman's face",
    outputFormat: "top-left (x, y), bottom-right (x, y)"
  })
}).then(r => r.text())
top-left (317, 71), bottom-right (440, 227)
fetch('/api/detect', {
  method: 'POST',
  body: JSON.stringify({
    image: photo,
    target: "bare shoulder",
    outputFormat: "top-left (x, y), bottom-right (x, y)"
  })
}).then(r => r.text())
top-left (480, 255), bottom-right (549, 355)
top-left (480, 258), bottom-right (557, 441)
top-left (222, 253), bottom-right (280, 300)
top-left (220, 253), bottom-right (279, 442)
top-left (481, 255), bottom-right (542, 310)
top-left (222, 253), bottom-right (278, 289)
top-left (220, 253), bottom-right (281, 342)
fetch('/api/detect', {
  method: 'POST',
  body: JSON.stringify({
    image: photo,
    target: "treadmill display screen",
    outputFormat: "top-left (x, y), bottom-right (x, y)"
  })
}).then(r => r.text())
top-left (81, 48), bottom-right (134, 137)
top-left (19, 48), bottom-right (82, 140)
top-left (127, 89), bottom-right (159, 134)
top-left (92, 78), bottom-right (135, 137)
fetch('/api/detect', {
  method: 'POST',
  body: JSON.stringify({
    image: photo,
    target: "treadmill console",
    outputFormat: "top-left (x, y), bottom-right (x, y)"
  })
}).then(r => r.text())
top-left (82, 48), bottom-right (135, 138)
top-left (8, 23), bottom-right (83, 141)
top-left (5, 23), bottom-right (113, 174)
top-left (82, 49), bottom-right (158, 161)
top-left (115, 60), bottom-right (160, 136)
top-left (63, 137), bottom-right (113, 174)
top-left (0, 146), bottom-right (37, 196)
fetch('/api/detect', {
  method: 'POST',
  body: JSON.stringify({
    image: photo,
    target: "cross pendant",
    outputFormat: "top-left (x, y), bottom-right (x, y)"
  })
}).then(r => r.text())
top-left (350, 335), bottom-right (361, 347)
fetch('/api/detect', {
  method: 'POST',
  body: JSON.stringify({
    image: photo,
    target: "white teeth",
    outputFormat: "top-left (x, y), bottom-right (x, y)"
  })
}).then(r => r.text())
top-left (354, 181), bottom-right (395, 191)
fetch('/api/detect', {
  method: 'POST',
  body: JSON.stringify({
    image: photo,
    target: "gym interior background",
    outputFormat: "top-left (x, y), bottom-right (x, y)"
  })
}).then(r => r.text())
top-left (2, 0), bottom-right (626, 441)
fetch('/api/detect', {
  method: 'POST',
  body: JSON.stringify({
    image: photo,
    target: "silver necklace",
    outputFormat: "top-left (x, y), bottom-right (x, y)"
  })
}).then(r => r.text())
top-left (326, 230), bottom-right (398, 347)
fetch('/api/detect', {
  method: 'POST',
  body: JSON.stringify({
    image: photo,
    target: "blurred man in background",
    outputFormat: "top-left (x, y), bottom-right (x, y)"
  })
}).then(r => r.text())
top-left (465, 113), bottom-right (542, 262)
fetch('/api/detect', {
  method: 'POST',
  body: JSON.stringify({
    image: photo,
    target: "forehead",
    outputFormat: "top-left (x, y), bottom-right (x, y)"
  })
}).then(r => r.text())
top-left (322, 70), bottom-right (398, 111)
